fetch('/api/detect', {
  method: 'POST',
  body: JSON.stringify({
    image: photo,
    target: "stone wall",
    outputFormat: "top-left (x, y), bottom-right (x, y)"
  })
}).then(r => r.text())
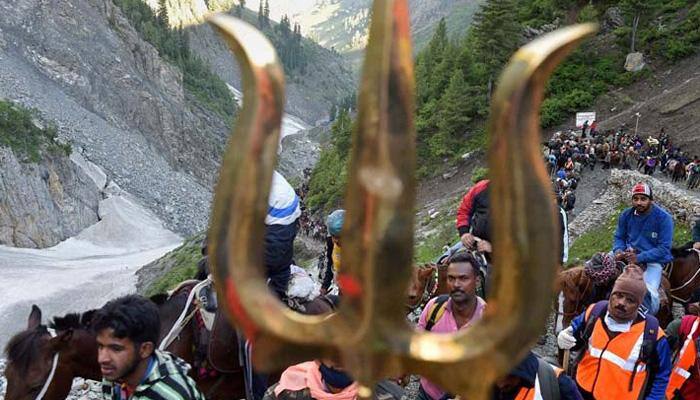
top-left (569, 169), bottom-right (700, 241)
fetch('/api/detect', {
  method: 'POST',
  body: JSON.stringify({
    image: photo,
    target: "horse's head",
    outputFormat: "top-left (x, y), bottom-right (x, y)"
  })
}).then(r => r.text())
top-left (556, 266), bottom-right (591, 329)
top-left (407, 264), bottom-right (437, 309)
top-left (4, 306), bottom-right (99, 400)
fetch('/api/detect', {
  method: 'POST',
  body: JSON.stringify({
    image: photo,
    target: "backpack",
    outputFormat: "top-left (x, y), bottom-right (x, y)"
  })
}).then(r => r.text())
top-left (536, 358), bottom-right (561, 400)
top-left (469, 187), bottom-right (491, 241)
top-left (576, 301), bottom-right (659, 394)
top-left (424, 295), bottom-right (450, 331)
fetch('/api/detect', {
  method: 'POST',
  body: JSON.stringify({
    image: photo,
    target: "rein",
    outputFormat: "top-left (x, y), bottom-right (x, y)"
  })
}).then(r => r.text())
top-left (36, 329), bottom-right (59, 400)
top-left (160, 277), bottom-right (211, 351)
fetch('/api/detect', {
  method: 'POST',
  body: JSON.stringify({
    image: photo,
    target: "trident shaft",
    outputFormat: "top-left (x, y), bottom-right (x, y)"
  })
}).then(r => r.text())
top-left (207, 2), bottom-right (597, 399)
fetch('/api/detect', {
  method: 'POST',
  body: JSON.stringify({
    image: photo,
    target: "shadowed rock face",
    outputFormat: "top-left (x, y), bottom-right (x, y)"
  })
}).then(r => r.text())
top-left (0, 0), bottom-right (227, 236)
top-left (0, 148), bottom-right (101, 248)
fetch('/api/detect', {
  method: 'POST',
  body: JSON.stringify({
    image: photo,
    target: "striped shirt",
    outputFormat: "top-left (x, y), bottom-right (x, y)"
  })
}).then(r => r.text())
top-left (102, 350), bottom-right (205, 400)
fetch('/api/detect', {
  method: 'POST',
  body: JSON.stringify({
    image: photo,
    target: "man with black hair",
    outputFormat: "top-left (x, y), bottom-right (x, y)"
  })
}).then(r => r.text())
top-left (93, 295), bottom-right (204, 400)
top-left (417, 251), bottom-right (487, 400)
top-left (613, 183), bottom-right (674, 316)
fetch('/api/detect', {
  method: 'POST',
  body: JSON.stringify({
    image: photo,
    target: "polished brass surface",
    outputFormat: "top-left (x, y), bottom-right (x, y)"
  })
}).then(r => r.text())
top-left (207, 4), bottom-right (596, 399)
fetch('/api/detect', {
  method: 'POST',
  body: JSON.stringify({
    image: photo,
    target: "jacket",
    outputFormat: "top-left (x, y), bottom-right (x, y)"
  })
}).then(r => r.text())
top-left (456, 179), bottom-right (491, 240)
top-left (569, 306), bottom-right (671, 400)
top-left (613, 204), bottom-right (674, 264)
top-left (102, 350), bottom-right (205, 400)
top-left (666, 316), bottom-right (700, 400)
top-left (267, 171), bottom-right (301, 226)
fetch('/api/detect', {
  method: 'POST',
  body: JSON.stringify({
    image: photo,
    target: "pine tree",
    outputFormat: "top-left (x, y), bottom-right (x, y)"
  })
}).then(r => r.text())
top-left (156, 0), bottom-right (169, 28)
top-left (263, 0), bottom-right (270, 26)
top-left (471, 0), bottom-right (521, 97)
top-left (437, 69), bottom-right (474, 141)
top-left (258, 2), bottom-right (264, 28)
top-left (620, 0), bottom-right (662, 52)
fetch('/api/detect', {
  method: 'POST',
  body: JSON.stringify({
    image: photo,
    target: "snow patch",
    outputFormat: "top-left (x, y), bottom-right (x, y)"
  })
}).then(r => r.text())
top-left (0, 163), bottom-right (181, 349)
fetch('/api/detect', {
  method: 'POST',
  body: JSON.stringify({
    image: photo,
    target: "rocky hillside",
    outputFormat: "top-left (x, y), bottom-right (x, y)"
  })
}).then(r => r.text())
top-left (0, 0), bottom-right (226, 237)
top-left (0, 0), bottom-right (353, 242)
top-left (246, 0), bottom-right (483, 55)
top-left (149, 0), bottom-right (356, 124)
top-left (0, 148), bottom-right (102, 248)
top-left (590, 51), bottom-right (700, 156)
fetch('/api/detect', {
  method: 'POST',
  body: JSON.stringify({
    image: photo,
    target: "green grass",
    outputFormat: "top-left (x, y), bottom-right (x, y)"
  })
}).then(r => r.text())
top-left (568, 204), bottom-right (692, 265)
top-left (414, 201), bottom-right (459, 264)
top-left (144, 233), bottom-right (204, 296)
top-left (0, 100), bottom-right (71, 162)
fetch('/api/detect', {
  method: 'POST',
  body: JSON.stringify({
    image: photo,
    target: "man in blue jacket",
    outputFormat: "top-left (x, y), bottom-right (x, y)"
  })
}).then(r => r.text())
top-left (613, 183), bottom-right (674, 316)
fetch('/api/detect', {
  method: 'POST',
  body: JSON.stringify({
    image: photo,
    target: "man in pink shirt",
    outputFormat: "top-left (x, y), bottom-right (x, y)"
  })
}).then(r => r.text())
top-left (417, 250), bottom-right (487, 400)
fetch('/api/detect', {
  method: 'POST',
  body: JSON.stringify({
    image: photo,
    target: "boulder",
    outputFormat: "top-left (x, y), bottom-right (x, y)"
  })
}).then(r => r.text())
top-left (625, 52), bottom-right (646, 72)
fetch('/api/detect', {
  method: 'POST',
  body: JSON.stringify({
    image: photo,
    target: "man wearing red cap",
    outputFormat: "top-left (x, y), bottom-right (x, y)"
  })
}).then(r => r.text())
top-left (612, 183), bottom-right (674, 316)
top-left (557, 266), bottom-right (672, 400)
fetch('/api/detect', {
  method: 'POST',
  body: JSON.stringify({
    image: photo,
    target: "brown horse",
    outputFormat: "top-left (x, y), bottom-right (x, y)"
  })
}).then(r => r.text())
top-left (3, 306), bottom-right (100, 400)
top-left (406, 263), bottom-right (448, 311)
top-left (666, 248), bottom-right (700, 304)
top-left (3, 284), bottom-right (336, 400)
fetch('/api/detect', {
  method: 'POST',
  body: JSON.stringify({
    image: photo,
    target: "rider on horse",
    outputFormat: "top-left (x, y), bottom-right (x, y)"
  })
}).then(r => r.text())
top-left (94, 295), bottom-right (205, 400)
top-left (613, 183), bottom-right (674, 316)
top-left (265, 171), bottom-right (302, 300)
top-left (457, 177), bottom-right (493, 258)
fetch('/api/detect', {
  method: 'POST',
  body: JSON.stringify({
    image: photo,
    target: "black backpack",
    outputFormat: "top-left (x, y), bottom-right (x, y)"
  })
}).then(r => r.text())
top-left (469, 187), bottom-right (491, 241)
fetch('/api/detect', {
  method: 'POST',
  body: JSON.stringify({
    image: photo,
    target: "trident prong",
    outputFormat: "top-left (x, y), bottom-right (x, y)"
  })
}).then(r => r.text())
top-left (207, 2), bottom-right (597, 399)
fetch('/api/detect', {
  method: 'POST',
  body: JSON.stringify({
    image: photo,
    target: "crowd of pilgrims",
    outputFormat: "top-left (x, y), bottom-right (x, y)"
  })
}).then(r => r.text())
top-left (78, 129), bottom-right (700, 400)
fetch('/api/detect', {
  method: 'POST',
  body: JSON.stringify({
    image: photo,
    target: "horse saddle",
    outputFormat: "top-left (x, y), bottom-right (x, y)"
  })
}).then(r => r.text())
top-left (206, 308), bottom-right (240, 373)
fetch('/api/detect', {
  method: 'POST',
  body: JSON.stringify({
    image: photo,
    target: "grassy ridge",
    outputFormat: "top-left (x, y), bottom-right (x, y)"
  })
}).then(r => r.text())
top-left (0, 100), bottom-right (71, 162)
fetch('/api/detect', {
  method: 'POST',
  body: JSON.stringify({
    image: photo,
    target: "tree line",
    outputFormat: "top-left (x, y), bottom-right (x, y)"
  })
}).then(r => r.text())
top-left (306, 0), bottom-right (700, 212)
top-left (112, 0), bottom-right (238, 121)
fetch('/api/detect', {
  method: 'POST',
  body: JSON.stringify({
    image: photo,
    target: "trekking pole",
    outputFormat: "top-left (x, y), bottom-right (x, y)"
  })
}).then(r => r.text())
top-left (562, 349), bottom-right (571, 373)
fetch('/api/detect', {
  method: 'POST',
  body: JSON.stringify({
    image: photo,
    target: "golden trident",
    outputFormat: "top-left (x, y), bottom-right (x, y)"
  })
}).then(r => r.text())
top-left (207, 1), bottom-right (596, 398)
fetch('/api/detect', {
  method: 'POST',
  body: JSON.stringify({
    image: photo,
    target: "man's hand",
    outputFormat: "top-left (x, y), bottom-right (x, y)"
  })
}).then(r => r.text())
top-left (460, 233), bottom-right (476, 249)
top-left (476, 239), bottom-right (492, 254)
top-left (624, 251), bottom-right (638, 265)
top-left (693, 242), bottom-right (700, 250)
top-left (557, 327), bottom-right (577, 350)
top-left (614, 251), bottom-right (626, 262)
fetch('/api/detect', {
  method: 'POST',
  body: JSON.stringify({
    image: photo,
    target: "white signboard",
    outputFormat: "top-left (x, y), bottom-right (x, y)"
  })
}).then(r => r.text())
top-left (576, 112), bottom-right (596, 128)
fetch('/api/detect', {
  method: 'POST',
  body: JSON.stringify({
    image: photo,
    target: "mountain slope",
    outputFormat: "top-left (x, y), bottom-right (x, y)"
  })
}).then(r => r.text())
top-left (247, 0), bottom-right (483, 54)
top-left (150, 0), bottom-right (356, 123)
top-left (0, 0), bottom-right (223, 235)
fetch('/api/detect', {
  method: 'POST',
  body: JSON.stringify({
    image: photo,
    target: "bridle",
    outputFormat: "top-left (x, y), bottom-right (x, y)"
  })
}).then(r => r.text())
top-left (407, 266), bottom-right (438, 311)
top-left (36, 329), bottom-right (59, 400)
top-left (667, 248), bottom-right (700, 303)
